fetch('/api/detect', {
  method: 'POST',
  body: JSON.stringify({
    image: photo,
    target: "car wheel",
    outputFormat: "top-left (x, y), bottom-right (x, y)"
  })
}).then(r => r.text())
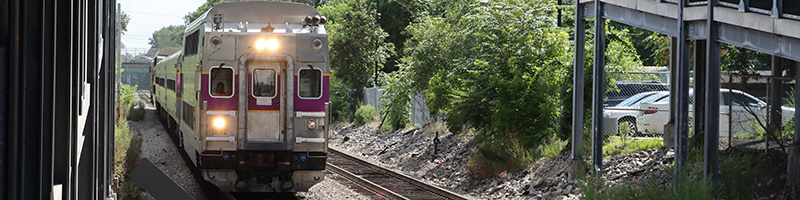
top-left (619, 118), bottom-right (638, 137)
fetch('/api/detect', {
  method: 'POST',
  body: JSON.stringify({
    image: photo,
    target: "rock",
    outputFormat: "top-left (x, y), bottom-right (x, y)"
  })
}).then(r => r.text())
top-left (564, 185), bottom-right (574, 194)
top-left (532, 179), bottom-right (543, 188)
top-left (557, 181), bottom-right (565, 189)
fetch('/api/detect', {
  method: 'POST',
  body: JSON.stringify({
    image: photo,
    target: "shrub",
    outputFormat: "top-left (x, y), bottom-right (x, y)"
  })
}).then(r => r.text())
top-left (113, 117), bottom-right (143, 198)
top-left (468, 134), bottom-right (535, 179)
top-left (353, 105), bottom-right (377, 125)
top-left (127, 102), bottom-right (146, 121)
top-left (120, 84), bottom-right (137, 108)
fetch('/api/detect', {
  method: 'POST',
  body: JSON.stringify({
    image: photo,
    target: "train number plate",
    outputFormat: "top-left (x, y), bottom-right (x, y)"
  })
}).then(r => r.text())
top-left (257, 98), bottom-right (272, 106)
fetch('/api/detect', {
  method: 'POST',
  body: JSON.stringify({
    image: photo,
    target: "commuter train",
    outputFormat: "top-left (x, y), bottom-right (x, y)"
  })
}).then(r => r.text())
top-left (151, 1), bottom-right (330, 192)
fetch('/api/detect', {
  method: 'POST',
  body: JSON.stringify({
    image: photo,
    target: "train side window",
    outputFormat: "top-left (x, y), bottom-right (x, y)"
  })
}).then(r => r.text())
top-left (184, 30), bottom-right (199, 56)
top-left (252, 69), bottom-right (276, 98)
top-left (298, 68), bottom-right (322, 99)
top-left (167, 79), bottom-right (176, 91)
top-left (210, 67), bottom-right (234, 98)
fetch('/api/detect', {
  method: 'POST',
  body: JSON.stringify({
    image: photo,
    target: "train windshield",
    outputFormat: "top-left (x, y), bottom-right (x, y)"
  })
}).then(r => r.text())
top-left (298, 68), bottom-right (322, 98)
top-left (210, 67), bottom-right (234, 97)
top-left (253, 69), bottom-right (277, 98)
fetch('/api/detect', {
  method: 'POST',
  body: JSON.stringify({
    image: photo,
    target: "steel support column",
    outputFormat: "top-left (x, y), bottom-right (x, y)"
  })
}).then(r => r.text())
top-left (571, 0), bottom-right (587, 173)
top-left (768, 56), bottom-right (784, 153)
top-left (704, 0), bottom-right (720, 189)
top-left (665, 37), bottom-right (677, 149)
top-left (591, 0), bottom-right (606, 177)
top-left (790, 61), bottom-right (800, 189)
top-left (694, 41), bottom-right (706, 141)
top-left (675, 0), bottom-right (691, 172)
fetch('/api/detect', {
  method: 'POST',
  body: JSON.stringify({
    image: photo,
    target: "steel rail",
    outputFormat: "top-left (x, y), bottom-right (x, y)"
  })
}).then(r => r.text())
top-left (327, 162), bottom-right (408, 200)
top-left (328, 148), bottom-right (469, 200)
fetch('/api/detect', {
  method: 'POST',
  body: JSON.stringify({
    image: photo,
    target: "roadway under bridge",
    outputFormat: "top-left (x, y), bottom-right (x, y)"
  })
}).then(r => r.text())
top-left (571, 0), bottom-right (800, 189)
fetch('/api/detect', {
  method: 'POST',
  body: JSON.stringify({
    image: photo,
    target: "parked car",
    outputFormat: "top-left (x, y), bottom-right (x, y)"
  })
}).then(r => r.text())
top-left (605, 81), bottom-right (670, 107)
top-left (605, 91), bottom-right (669, 136)
top-left (636, 89), bottom-right (795, 137)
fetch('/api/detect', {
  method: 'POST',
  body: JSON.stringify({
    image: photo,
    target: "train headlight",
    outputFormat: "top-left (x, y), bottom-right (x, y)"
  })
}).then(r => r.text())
top-left (213, 117), bottom-right (226, 129)
top-left (255, 39), bottom-right (267, 50)
top-left (266, 39), bottom-right (279, 51)
top-left (255, 38), bottom-right (279, 51)
top-left (306, 119), bottom-right (317, 130)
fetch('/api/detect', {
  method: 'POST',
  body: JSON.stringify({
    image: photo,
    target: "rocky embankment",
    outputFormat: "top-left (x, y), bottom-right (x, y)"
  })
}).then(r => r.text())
top-left (329, 123), bottom-right (674, 200)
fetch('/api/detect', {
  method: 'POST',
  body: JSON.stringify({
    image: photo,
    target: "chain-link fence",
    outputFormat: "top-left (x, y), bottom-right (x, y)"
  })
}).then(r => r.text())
top-left (600, 68), bottom-right (796, 153)
top-left (719, 71), bottom-right (796, 152)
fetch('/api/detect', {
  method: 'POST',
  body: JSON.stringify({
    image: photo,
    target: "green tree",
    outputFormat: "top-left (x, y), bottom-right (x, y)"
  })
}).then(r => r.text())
top-left (319, 0), bottom-right (395, 121)
top-left (117, 9), bottom-right (130, 48)
top-left (148, 25), bottom-right (186, 49)
top-left (382, 0), bottom-right (645, 173)
top-left (119, 10), bottom-right (130, 34)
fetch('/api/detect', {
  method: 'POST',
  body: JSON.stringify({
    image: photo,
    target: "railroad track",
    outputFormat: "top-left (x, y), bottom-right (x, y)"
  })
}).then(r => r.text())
top-left (327, 148), bottom-right (469, 200)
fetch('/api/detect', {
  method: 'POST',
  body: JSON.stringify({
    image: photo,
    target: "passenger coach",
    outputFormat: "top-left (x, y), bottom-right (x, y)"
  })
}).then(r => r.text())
top-left (151, 1), bottom-right (330, 192)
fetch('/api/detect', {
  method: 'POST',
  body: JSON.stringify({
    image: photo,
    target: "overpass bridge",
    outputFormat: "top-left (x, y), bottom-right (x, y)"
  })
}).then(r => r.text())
top-left (571, 0), bottom-right (800, 188)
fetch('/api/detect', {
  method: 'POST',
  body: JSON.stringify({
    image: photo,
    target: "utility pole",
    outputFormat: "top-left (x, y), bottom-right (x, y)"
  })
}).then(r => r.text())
top-left (115, 3), bottom-right (121, 121)
top-left (374, 0), bottom-right (379, 87)
top-left (557, 0), bottom-right (562, 27)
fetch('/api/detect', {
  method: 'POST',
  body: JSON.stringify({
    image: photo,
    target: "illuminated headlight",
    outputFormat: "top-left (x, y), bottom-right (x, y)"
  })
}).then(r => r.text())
top-left (266, 38), bottom-right (279, 50)
top-left (255, 39), bottom-right (267, 50)
top-left (255, 38), bottom-right (279, 51)
top-left (213, 117), bottom-right (226, 129)
top-left (306, 119), bottom-right (317, 130)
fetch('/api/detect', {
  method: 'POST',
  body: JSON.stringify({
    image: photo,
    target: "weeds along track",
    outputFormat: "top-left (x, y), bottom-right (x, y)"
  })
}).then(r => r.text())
top-left (327, 148), bottom-right (468, 200)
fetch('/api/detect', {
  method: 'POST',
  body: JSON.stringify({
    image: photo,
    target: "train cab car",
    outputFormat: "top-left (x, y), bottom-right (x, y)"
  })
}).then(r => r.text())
top-left (151, 1), bottom-right (330, 192)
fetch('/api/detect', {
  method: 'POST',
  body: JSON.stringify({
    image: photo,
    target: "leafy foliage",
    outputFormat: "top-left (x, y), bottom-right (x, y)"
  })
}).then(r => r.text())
top-left (353, 105), bottom-right (378, 125)
top-left (114, 117), bottom-right (143, 199)
top-left (319, 0), bottom-right (395, 121)
top-left (148, 25), bottom-right (186, 49)
top-left (120, 84), bottom-right (137, 109)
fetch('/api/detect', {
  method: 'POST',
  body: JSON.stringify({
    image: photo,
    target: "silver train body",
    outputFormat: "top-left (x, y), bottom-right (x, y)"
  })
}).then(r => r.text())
top-left (151, 1), bottom-right (330, 192)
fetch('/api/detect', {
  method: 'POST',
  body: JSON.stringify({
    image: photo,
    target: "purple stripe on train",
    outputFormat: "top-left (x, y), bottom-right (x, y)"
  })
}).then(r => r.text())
top-left (294, 76), bottom-right (330, 112)
top-left (201, 74), bottom-right (330, 112)
top-left (202, 74), bottom-right (239, 111)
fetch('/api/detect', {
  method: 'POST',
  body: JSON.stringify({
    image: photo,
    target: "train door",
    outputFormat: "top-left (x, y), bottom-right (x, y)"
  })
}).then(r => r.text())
top-left (246, 61), bottom-right (285, 142)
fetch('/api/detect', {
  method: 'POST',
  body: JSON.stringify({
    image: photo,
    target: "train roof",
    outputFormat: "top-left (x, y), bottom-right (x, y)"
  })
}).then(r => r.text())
top-left (186, 1), bottom-right (320, 33)
top-left (156, 50), bottom-right (182, 66)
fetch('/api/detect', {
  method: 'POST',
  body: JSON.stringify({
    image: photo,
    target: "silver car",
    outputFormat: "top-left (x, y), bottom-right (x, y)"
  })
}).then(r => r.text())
top-left (605, 91), bottom-right (670, 136)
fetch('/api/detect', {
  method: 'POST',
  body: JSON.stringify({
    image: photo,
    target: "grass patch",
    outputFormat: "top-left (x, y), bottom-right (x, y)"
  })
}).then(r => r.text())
top-left (468, 134), bottom-right (536, 179)
top-left (114, 117), bottom-right (143, 199)
top-left (534, 136), bottom-right (567, 159)
top-left (603, 136), bottom-right (663, 156)
top-left (581, 171), bottom-right (713, 200)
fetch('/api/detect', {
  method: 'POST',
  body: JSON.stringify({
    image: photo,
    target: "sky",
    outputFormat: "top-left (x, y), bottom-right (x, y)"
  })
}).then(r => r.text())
top-left (118, 0), bottom-right (206, 55)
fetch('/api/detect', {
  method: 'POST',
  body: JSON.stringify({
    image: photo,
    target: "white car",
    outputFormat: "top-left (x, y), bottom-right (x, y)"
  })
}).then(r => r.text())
top-left (636, 89), bottom-right (795, 137)
top-left (605, 91), bottom-right (669, 136)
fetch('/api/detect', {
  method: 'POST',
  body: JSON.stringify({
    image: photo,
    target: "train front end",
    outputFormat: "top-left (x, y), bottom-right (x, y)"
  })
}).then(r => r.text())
top-left (193, 1), bottom-right (330, 192)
